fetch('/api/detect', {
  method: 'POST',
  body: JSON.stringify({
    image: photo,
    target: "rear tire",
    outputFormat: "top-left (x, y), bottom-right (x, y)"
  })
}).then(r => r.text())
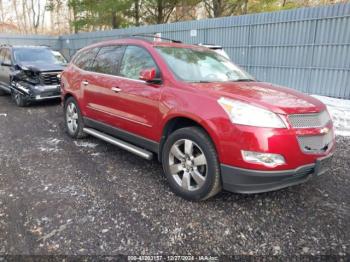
top-left (162, 126), bottom-right (222, 201)
top-left (64, 97), bottom-right (87, 139)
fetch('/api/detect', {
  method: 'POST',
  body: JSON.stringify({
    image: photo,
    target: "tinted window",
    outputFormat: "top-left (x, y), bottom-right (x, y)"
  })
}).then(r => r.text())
top-left (74, 47), bottom-right (99, 71)
top-left (91, 45), bottom-right (125, 75)
top-left (120, 46), bottom-right (158, 80)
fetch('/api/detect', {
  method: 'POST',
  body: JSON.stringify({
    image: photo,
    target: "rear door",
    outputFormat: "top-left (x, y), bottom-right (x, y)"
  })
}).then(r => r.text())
top-left (67, 47), bottom-right (99, 114)
top-left (82, 45), bottom-right (126, 126)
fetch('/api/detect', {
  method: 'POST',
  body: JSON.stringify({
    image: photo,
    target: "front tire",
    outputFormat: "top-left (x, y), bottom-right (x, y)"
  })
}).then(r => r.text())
top-left (0, 88), bottom-right (7, 96)
top-left (11, 89), bottom-right (29, 107)
top-left (162, 127), bottom-right (222, 201)
top-left (64, 97), bottom-right (87, 139)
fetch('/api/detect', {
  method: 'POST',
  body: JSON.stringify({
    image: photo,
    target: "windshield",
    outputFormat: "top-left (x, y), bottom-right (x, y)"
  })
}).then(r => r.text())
top-left (13, 48), bottom-right (67, 65)
top-left (156, 46), bottom-right (254, 83)
top-left (51, 50), bottom-right (67, 64)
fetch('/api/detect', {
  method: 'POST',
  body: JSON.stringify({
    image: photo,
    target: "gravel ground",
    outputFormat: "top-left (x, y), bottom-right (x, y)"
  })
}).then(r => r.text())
top-left (0, 95), bottom-right (349, 257)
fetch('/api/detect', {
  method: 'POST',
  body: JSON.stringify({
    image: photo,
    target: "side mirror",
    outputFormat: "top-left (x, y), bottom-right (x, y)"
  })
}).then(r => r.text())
top-left (139, 68), bottom-right (156, 82)
top-left (139, 68), bottom-right (161, 84)
top-left (1, 61), bottom-right (12, 67)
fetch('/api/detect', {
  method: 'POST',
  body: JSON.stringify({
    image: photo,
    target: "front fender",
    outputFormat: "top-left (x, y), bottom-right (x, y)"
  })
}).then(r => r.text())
top-left (160, 111), bottom-right (223, 161)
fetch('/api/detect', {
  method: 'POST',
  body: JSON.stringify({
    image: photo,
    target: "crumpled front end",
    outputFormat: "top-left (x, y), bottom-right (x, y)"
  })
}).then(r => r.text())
top-left (11, 70), bottom-right (62, 101)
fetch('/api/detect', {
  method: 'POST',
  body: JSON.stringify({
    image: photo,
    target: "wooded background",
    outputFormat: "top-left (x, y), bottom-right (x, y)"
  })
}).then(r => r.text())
top-left (0, 0), bottom-right (347, 35)
top-left (1, 3), bottom-right (349, 99)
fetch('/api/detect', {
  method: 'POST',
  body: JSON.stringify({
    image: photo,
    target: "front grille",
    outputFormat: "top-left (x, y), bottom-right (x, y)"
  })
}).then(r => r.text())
top-left (297, 129), bottom-right (334, 154)
top-left (288, 111), bottom-right (330, 128)
top-left (39, 72), bottom-right (61, 85)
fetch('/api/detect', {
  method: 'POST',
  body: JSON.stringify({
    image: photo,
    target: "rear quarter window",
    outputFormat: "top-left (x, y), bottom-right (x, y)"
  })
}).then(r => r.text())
top-left (73, 47), bottom-right (99, 71)
top-left (90, 45), bottom-right (125, 75)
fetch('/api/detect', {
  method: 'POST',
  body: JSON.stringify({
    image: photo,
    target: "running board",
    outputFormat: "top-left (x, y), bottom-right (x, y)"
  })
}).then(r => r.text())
top-left (83, 128), bottom-right (153, 160)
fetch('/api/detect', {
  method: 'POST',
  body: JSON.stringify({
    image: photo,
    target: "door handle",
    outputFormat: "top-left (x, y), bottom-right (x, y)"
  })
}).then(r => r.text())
top-left (82, 80), bottom-right (89, 86)
top-left (111, 87), bottom-right (122, 93)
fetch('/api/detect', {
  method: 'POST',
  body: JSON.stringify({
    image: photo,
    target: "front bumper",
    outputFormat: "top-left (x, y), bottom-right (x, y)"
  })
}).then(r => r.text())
top-left (221, 153), bottom-right (333, 194)
top-left (12, 82), bottom-right (61, 101)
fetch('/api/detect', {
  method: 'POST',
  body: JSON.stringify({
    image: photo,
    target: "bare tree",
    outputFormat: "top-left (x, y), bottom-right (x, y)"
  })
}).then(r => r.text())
top-left (30, 0), bottom-right (41, 34)
top-left (0, 0), bottom-right (4, 22)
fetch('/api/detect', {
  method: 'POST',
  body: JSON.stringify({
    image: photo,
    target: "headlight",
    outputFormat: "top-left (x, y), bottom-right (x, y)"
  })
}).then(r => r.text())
top-left (218, 97), bottom-right (286, 128)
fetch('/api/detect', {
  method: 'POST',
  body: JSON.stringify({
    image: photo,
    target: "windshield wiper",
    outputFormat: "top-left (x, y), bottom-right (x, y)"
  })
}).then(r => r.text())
top-left (231, 79), bottom-right (255, 82)
top-left (188, 80), bottom-right (211, 83)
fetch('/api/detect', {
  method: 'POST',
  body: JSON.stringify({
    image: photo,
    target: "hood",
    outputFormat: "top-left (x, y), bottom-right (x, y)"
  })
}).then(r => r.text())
top-left (190, 81), bottom-right (326, 115)
top-left (18, 61), bottom-right (65, 72)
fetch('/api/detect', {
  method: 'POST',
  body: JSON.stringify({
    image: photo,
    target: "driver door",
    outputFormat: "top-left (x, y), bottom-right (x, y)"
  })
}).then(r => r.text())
top-left (112, 45), bottom-right (162, 142)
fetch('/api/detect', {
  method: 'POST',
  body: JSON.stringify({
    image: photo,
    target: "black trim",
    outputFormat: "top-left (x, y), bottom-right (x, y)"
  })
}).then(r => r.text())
top-left (83, 117), bottom-right (159, 154)
top-left (221, 163), bottom-right (318, 194)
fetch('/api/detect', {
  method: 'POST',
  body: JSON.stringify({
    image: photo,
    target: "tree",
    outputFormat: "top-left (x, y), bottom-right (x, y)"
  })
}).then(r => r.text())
top-left (68, 0), bottom-right (79, 33)
top-left (67, 0), bottom-right (132, 32)
top-left (202, 0), bottom-right (249, 18)
top-left (47, 0), bottom-right (66, 34)
top-left (130, 0), bottom-right (141, 26)
top-left (30, 0), bottom-right (42, 34)
top-left (248, 0), bottom-right (301, 14)
top-left (0, 0), bottom-right (4, 22)
top-left (99, 0), bottom-right (132, 29)
top-left (142, 0), bottom-right (181, 24)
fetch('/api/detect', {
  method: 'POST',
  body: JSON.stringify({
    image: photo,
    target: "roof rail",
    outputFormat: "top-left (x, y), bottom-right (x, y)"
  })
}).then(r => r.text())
top-left (196, 43), bottom-right (223, 49)
top-left (0, 44), bottom-right (12, 47)
top-left (131, 34), bottom-right (182, 43)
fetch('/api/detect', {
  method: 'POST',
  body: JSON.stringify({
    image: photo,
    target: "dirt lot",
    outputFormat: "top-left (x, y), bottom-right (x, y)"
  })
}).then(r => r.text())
top-left (0, 95), bottom-right (349, 256)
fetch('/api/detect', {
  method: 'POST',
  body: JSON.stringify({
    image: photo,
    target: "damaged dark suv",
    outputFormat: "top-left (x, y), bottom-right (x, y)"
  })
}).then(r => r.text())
top-left (0, 45), bottom-right (66, 106)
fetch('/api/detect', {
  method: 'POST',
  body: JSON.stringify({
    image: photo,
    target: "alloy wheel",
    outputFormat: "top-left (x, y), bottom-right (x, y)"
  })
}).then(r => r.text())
top-left (14, 92), bottom-right (21, 104)
top-left (66, 102), bottom-right (79, 134)
top-left (168, 139), bottom-right (208, 191)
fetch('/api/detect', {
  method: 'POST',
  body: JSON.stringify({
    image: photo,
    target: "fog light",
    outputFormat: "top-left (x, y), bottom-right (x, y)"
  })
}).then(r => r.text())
top-left (241, 151), bottom-right (285, 167)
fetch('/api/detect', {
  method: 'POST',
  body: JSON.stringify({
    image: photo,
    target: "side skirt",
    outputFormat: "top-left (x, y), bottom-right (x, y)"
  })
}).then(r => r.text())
top-left (83, 117), bottom-right (160, 154)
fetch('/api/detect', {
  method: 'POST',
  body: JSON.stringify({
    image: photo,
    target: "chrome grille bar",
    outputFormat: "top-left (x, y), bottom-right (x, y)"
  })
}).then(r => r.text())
top-left (288, 111), bottom-right (330, 128)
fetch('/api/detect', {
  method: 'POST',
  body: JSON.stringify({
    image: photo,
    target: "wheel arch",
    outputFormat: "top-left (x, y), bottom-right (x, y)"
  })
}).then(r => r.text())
top-left (63, 92), bottom-right (75, 104)
top-left (63, 92), bottom-right (88, 117)
top-left (158, 114), bottom-right (220, 162)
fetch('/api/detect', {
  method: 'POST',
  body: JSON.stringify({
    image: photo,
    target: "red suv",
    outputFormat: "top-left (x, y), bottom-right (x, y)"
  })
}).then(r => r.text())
top-left (61, 37), bottom-right (335, 201)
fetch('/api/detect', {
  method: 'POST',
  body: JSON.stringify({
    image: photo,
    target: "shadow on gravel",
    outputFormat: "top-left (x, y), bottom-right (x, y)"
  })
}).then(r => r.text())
top-left (0, 95), bottom-right (61, 108)
top-left (29, 99), bottom-right (61, 108)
